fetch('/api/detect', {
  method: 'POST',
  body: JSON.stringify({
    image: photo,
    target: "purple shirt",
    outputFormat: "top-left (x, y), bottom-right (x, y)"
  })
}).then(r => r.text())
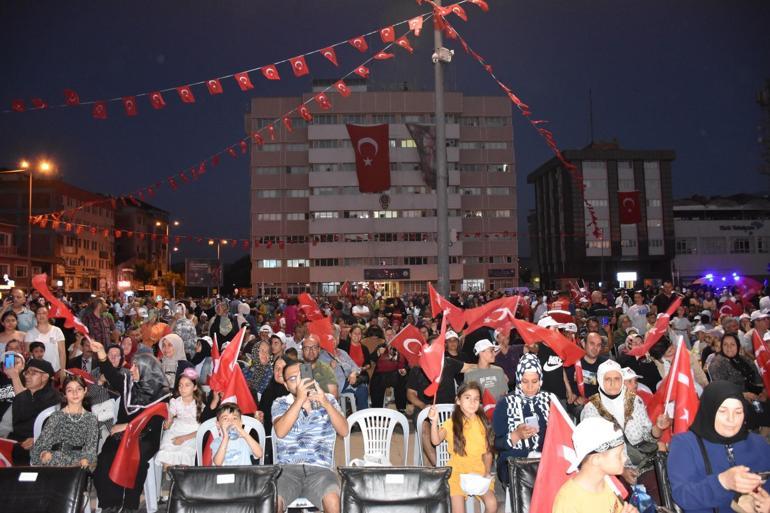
top-left (495, 344), bottom-right (523, 385)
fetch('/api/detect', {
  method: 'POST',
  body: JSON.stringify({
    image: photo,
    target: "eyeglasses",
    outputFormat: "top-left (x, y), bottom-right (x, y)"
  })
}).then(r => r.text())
top-left (302, 345), bottom-right (320, 352)
top-left (23, 369), bottom-right (46, 377)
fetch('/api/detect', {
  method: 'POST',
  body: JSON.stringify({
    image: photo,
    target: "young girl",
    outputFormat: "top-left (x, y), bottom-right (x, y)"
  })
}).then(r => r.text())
top-left (429, 382), bottom-right (497, 513)
top-left (155, 367), bottom-right (202, 467)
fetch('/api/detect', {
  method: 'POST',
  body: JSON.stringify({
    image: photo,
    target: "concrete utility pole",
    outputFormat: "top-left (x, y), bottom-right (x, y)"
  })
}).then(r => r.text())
top-left (433, 0), bottom-right (453, 296)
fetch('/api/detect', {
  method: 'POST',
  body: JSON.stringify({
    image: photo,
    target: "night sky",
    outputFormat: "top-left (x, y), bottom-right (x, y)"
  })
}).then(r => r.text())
top-left (2, 0), bottom-right (768, 262)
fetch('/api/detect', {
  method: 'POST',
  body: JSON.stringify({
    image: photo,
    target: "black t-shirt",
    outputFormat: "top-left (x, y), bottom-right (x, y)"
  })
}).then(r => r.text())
top-left (537, 345), bottom-right (566, 399)
top-left (407, 357), bottom-right (464, 404)
top-left (566, 355), bottom-right (607, 397)
top-left (10, 385), bottom-right (61, 440)
top-left (653, 293), bottom-right (674, 314)
top-left (617, 354), bottom-right (663, 392)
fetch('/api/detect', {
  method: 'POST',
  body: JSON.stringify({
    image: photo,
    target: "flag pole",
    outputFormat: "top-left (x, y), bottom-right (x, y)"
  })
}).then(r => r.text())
top-left (433, 0), bottom-right (450, 296)
top-left (432, 313), bottom-right (449, 406)
top-left (663, 335), bottom-right (684, 409)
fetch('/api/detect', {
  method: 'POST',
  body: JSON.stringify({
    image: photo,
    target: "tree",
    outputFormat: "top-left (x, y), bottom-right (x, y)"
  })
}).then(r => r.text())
top-left (159, 272), bottom-right (185, 297)
top-left (222, 255), bottom-right (251, 295)
top-left (133, 260), bottom-right (154, 292)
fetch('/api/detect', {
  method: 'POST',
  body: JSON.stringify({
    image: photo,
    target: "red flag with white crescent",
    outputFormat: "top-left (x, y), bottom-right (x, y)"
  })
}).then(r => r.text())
top-left (0, 437), bottom-right (16, 467)
top-left (628, 295), bottom-right (682, 357)
top-left (234, 72), bottom-right (254, 91)
top-left (92, 101), bottom-right (108, 120)
top-left (752, 331), bottom-right (770, 393)
top-left (298, 293), bottom-right (324, 321)
top-left (408, 16), bottom-right (424, 36)
top-left (320, 47), bottom-right (338, 66)
top-left (482, 388), bottom-right (496, 421)
top-left (390, 324), bottom-right (426, 367)
top-left (354, 65), bottom-right (370, 78)
top-left (307, 317), bottom-right (336, 355)
top-left (349, 36), bottom-right (368, 52)
top-left (510, 318), bottom-right (585, 366)
top-left (149, 91), bottom-right (166, 109)
top-left (261, 64), bottom-right (281, 81)
top-left (64, 88), bottom-right (80, 106)
top-left (122, 96), bottom-right (138, 116)
top-left (176, 85), bottom-right (196, 103)
top-left (334, 80), bottom-right (351, 97)
top-left (380, 26), bottom-right (395, 43)
top-left (206, 79), bottom-right (223, 95)
top-left (464, 295), bottom-right (521, 334)
top-left (346, 123), bottom-right (391, 193)
top-left (339, 281), bottom-right (351, 298)
top-left (109, 401), bottom-right (168, 488)
top-left (32, 274), bottom-right (89, 336)
top-left (618, 191), bottom-right (642, 224)
top-left (420, 316), bottom-right (447, 397)
top-left (289, 55), bottom-right (310, 77)
top-left (429, 283), bottom-right (466, 332)
top-left (395, 36), bottom-right (414, 54)
top-left (11, 99), bottom-right (25, 112)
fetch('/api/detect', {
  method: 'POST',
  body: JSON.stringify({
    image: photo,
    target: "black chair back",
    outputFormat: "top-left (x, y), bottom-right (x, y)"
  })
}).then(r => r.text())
top-left (168, 465), bottom-right (280, 513)
top-left (507, 457), bottom-right (540, 513)
top-left (339, 466), bottom-right (451, 513)
top-left (654, 452), bottom-right (683, 513)
top-left (0, 466), bottom-right (89, 513)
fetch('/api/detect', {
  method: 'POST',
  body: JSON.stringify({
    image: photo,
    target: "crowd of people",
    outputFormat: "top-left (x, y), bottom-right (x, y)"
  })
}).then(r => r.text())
top-left (1, 279), bottom-right (770, 513)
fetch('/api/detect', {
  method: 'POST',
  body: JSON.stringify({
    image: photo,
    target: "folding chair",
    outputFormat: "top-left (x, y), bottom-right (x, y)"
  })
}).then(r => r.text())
top-left (343, 408), bottom-right (409, 466)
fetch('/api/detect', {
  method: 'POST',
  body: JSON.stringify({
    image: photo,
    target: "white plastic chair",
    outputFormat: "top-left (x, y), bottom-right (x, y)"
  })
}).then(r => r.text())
top-left (143, 424), bottom-right (166, 513)
top-left (195, 416), bottom-right (266, 465)
top-left (33, 404), bottom-right (60, 440)
top-left (340, 392), bottom-right (357, 415)
top-left (271, 425), bottom-right (337, 510)
top-left (343, 408), bottom-right (409, 466)
top-left (413, 404), bottom-right (454, 466)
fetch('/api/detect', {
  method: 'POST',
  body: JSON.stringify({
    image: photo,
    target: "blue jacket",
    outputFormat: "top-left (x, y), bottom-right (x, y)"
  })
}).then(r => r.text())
top-left (668, 431), bottom-right (770, 513)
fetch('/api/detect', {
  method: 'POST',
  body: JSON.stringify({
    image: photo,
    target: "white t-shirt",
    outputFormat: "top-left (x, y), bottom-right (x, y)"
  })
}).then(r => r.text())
top-left (627, 303), bottom-right (650, 335)
top-left (24, 325), bottom-right (65, 372)
top-left (352, 305), bottom-right (370, 319)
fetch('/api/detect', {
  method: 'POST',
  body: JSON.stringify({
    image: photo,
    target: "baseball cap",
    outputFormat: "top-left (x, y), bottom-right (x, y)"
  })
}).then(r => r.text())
top-left (474, 339), bottom-right (500, 355)
top-left (738, 313), bottom-right (750, 321)
top-left (750, 310), bottom-right (769, 322)
top-left (621, 367), bottom-right (643, 381)
top-left (567, 416), bottom-right (625, 473)
top-left (445, 330), bottom-right (460, 340)
top-left (25, 358), bottom-right (54, 378)
top-left (700, 310), bottom-right (712, 319)
top-left (198, 336), bottom-right (213, 347)
top-left (258, 324), bottom-right (273, 334)
top-left (537, 316), bottom-right (559, 329)
top-left (692, 325), bottom-right (706, 335)
top-left (625, 326), bottom-right (640, 335)
top-left (561, 322), bottom-right (578, 333)
top-left (137, 307), bottom-right (149, 318)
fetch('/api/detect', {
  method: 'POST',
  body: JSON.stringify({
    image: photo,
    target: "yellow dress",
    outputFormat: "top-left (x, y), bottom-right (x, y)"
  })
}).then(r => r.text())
top-left (442, 415), bottom-right (494, 497)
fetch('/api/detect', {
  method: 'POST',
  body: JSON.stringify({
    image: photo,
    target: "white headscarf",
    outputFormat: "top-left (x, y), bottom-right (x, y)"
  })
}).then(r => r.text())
top-left (596, 359), bottom-right (627, 426)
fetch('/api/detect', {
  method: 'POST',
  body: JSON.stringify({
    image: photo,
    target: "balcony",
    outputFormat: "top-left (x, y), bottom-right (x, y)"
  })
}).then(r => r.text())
top-left (0, 246), bottom-right (19, 256)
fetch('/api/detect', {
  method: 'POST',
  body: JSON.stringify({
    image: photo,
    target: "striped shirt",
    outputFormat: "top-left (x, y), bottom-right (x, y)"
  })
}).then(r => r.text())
top-left (271, 393), bottom-right (339, 467)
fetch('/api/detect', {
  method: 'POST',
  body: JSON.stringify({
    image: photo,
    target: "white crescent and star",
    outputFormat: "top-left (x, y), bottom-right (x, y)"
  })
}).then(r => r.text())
top-left (403, 339), bottom-right (422, 355)
top-left (357, 137), bottom-right (379, 166)
top-left (622, 197), bottom-right (636, 211)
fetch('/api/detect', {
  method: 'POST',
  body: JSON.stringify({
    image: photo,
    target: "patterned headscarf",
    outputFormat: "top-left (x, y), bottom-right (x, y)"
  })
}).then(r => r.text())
top-left (515, 353), bottom-right (543, 396)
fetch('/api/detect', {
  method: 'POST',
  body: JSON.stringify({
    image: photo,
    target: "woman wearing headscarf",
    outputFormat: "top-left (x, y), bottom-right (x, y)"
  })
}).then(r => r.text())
top-left (191, 336), bottom-right (213, 385)
top-left (159, 333), bottom-right (193, 389)
top-left (708, 334), bottom-right (764, 398)
top-left (170, 302), bottom-right (197, 359)
top-left (89, 339), bottom-right (171, 513)
top-left (668, 381), bottom-right (770, 513)
top-left (581, 360), bottom-right (670, 479)
top-left (208, 301), bottom-right (237, 346)
top-left (492, 353), bottom-right (552, 485)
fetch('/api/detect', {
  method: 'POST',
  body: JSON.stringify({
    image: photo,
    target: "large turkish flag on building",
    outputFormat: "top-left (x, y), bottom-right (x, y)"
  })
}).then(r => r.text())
top-left (346, 123), bottom-right (391, 193)
top-left (618, 190), bottom-right (642, 224)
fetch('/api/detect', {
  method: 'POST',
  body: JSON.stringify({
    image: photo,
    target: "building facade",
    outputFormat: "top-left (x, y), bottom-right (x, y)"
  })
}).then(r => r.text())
top-left (114, 200), bottom-right (170, 293)
top-left (527, 141), bottom-right (676, 289)
top-left (247, 83), bottom-right (517, 296)
top-left (0, 220), bottom-right (28, 293)
top-left (672, 194), bottom-right (770, 283)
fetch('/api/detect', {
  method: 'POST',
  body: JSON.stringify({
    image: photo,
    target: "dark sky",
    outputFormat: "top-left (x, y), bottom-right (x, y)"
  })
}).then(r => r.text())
top-left (2, 0), bottom-right (768, 262)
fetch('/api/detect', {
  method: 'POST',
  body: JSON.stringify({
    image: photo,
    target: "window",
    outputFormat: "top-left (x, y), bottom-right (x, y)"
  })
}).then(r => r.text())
top-left (460, 187), bottom-right (482, 195)
top-left (404, 256), bottom-right (428, 265)
top-left (730, 237), bottom-right (751, 254)
top-left (285, 189), bottom-right (309, 198)
top-left (320, 282), bottom-right (341, 295)
top-left (14, 265), bottom-right (28, 278)
top-left (344, 210), bottom-right (369, 219)
top-left (373, 210), bottom-right (397, 219)
top-left (0, 264), bottom-right (9, 277)
top-left (463, 210), bottom-right (483, 218)
top-left (461, 117), bottom-right (480, 127)
top-left (312, 258), bottom-right (339, 267)
top-left (486, 187), bottom-right (512, 196)
top-left (482, 142), bottom-right (508, 150)
top-left (287, 166), bottom-right (309, 174)
top-left (257, 144), bottom-right (281, 152)
top-left (701, 237), bottom-right (726, 254)
top-left (286, 212), bottom-right (308, 221)
top-left (647, 219), bottom-right (662, 228)
top-left (286, 283), bottom-right (309, 295)
top-left (493, 210), bottom-right (512, 218)
top-left (256, 213), bottom-right (281, 221)
top-left (314, 114), bottom-right (338, 124)
top-left (757, 236), bottom-right (770, 254)
top-left (675, 238), bottom-right (697, 255)
top-left (286, 259), bottom-right (310, 268)
top-left (459, 142), bottom-right (480, 150)
top-left (254, 189), bottom-right (279, 198)
top-left (649, 239), bottom-right (664, 249)
top-left (462, 279), bottom-right (485, 292)
top-left (285, 143), bottom-right (308, 151)
top-left (0, 233), bottom-right (10, 246)
top-left (256, 259), bottom-right (281, 268)
top-left (374, 233), bottom-right (398, 242)
top-left (253, 167), bottom-right (282, 175)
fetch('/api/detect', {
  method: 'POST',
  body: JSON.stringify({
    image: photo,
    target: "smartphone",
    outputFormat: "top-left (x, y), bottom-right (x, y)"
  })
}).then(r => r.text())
top-left (524, 415), bottom-right (539, 429)
top-left (4, 353), bottom-right (15, 369)
top-left (600, 316), bottom-right (610, 327)
top-left (300, 363), bottom-right (315, 388)
top-left (758, 470), bottom-right (770, 480)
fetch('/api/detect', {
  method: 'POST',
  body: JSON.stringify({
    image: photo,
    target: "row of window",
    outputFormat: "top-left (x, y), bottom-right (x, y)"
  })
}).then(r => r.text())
top-left (255, 255), bottom-right (514, 268)
top-left (301, 163), bottom-right (512, 173)
top-left (251, 232), bottom-right (515, 245)
top-left (0, 264), bottom-right (27, 279)
top-left (256, 114), bottom-right (469, 127)
top-left (675, 236), bottom-right (770, 255)
top-left (309, 139), bottom-right (418, 149)
top-left (62, 197), bottom-right (114, 219)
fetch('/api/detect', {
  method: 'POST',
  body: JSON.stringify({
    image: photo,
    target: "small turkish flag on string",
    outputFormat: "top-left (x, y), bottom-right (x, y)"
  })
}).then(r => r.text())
top-left (31, 98), bottom-right (47, 109)
top-left (380, 26), bottom-right (395, 42)
top-left (289, 55), bottom-right (309, 77)
top-left (445, 3), bottom-right (468, 21)
top-left (409, 16), bottom-right (424, 36)
top-left (349, 35), bottom-right (368, 52)
top-left (176, 85), bottom-right (196, 103)
top-left (482, 388), bottom-right (496, 421)
top-left (618, 191), bottom-right (642, 224)
top-left (267, 125), bottom-right (276, 140)
top-left (753, 331), bottom-right (770, 393)
top-left (122, 96), bottom-right (138, 116)
top-left (149, 91), bottom-right (166, 109)
top-left (252, 132), bottom-right (264, 145)
top-left (314, 92), bottom-right (332, 110)
top-left (396, 36), bottom-right (414, 53)
top-left (320, 47), bottom-right (338, 66)
top-left (261, 64), bottom-right (280, 80)
top-left (206, 79), bottom-right (223, 95)
top-left (92, 101), bottom-right (108, 120)
top-left (346, 123), bottom-right (390, 193)
top-left (11, 100), bottom-right (25, 112)
top-left (283, 116), bottom-right (293, 132)
top-left (299, 105), bottom-right (313, 122)
top-left (354, 65), bottom-right (370, 78)
top-left (469, 0), bottom-right (489, 11)
top-left (390, 324), bottom-right (426, 368)
top-left (227, 147), bottom-right (237, 158)
top-left (239, 140), bottom-right (248, 153)
top-left (374, 52), bottom-right (395, 60)
top-left (628, 295), bottom-right (682, 357)
top-left (429, 283), bottom-right (466, 332)
top-left (334, 80), bottom-right (351, 97)
top-left (234, 71), bottom-right (254, 91)
top-left (64, 89), bottom-right (80, 106)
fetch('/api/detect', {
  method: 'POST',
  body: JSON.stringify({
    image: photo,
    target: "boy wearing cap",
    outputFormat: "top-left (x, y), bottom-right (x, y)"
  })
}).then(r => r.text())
top-left (553, 417), bottom-right (638, 513)
top-left (464, 340), bottom-right (508, 402)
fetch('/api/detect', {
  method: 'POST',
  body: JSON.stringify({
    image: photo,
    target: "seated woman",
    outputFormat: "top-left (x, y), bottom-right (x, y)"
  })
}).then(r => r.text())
top-left (31, 374), bottom-right (98, 467)
top-left (707, 333), bottom-right (768, 427)
top-left (581, 360), bottom-right (670, 482)
top-left (159, 333), bottom-right (193, 389)
top-left (492, 353), bottom-right (551, 486)
top-left (668, 381), bottom-right (770, 513)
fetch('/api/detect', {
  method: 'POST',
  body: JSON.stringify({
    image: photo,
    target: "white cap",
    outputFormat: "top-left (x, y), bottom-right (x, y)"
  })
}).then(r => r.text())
top-left (692, 325), bottom-right (706, 335)
top-left (738, 313), bottom-right (750, 321)
top-left (137, 307), bottom-right (148, 318)
top-left (700, 310), bottom-right (712, 319)
top-left (568, 417), bottom-right (625, 474)
top-left (446, 330), bottom-right (460, 340)
top-left (621, 367), bottom-right (642, 381)
top-left (561, 322), bottom-right (578, 333)
top-left (474, 339), bottom-right (500, 355)
top-left (271, 331), bottom-right (286, 345)
top-left (198, 336), bottom-right (213, 347)
top-left (750, 310), bottom-right (770, 322)
top-left (760, 296), bottom-right (770, 311)
top-left (625, 326), bottom-right (640, 335)
top-left (719, 296), bottom-right (728, 304)
top-left (258, 324), bottom-right (273, 333)
top-left (537, 316), bottom-right (559, 329)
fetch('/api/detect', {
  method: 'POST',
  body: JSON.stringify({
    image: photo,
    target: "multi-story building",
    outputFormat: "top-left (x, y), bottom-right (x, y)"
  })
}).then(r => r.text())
top-left (0, 174), bottom-right (115, 293)
top-left (114, 200), bottom-right (170, 293)
top-left (247, 81), bottom-right (517, 296)
top-left (0, 220), bottom-right (28, 293)
top-left (527, 141), bottom-right (676, 289)
top-left (672, 194), bottom-right (770, 283)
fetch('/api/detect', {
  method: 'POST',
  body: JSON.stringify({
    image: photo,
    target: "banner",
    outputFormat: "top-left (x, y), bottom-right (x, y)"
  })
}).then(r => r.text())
top-left (185, 259), bottom-right (222, 288)
top-left (346, 123), bottom-right (391, 193)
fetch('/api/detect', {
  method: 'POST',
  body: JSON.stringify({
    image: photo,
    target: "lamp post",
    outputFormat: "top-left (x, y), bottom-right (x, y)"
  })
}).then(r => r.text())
top-left (0, 159), bottom-right (53, 285)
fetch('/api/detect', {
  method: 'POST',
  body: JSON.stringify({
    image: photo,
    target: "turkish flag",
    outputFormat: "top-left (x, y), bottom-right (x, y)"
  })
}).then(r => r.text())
top-left (396, 36), bottom-right (414, 54)
top-left (354, 65), bottom-right (370, 78)
top-left (628, 295), bottom-right (682, 357)
top-left (408, 16), bottom-right (424, 36)
top-left (32, 274), bottom-right (89, 336)
top-left (222, 363), bottom-right (258, 414)
top-left (31, 98), bottom-right (47, 109)
top-left (752, 331), bottom-right (770, 393)
top-left (339, 281), bottom-right (351, 297)
top-left (11, 99), bottom-right (25, 112)
top-left (618, 191), bottom-right (642, 224)
top-left (261, 64), bottom-right (280, 80)
top-left (718, 299), bottom-right (743, 320)
top-left (314, 92), bottom-right (332, 110)
top-left (420, 316), bottom-right (447, 397)
top-left (92, 101), bottom-right (108, 120)
top-left (234, 72), bottom-right (254, 91)
top-left (654, 339), bottom-right (699, 439)
top-left (299, 105), bottom-right (313, 122)
top-left (464, 295), bottom-right (521, 334)
top-left (320, 47), bottom-right (338, 66)
top-left (334, 80), bottom-right (351, 97)
top-left (206, 79), bottom-right (223, 95)
top-left (470, 0), bottom-right (489, 11)
top-left (307, 317), bottom-right (336, 354)
top-left (110, 402), bottom-right (168, 488)
top-left (482, 388), bottom-right (496, 422)
top-left (283, 116), bottom-right (293, 133)
top-left (209, 328), bottom-right (244, 392)
top-left (176, 85), bottom-right (196, 103)
top-left (66, 368), bottom-right (96, 385)
top-left (149, 91), bottom-right (166, 109)
top-left (374, 52), bottom-right (395, 60)
top-left (380, 26), bottom-right (395, 43)
top-left (429, 283), bottom-right (466, 332)
top-left (122, 96), bottom-right (138, 116)
top-left (0, 438), bottom-right (16, 467)
top-left (510, 318), bottom-right (585, 366)
top-left (346, 123), bottom-right (391, 193)
top-left (64, 89), bottom-right (80, 106)
top-left (289, 55), bottom-right (309, 77)
top-left (391, 324), bottom-right (426, 367)
top-left (298, 292), bottom-right (324, 321)
top-left (349, 36), bottom-right (368, 52)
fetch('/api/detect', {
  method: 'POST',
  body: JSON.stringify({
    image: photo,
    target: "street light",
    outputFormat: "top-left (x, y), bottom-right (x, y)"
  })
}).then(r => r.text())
top-left (0, 159), bottom-right (54, 284)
